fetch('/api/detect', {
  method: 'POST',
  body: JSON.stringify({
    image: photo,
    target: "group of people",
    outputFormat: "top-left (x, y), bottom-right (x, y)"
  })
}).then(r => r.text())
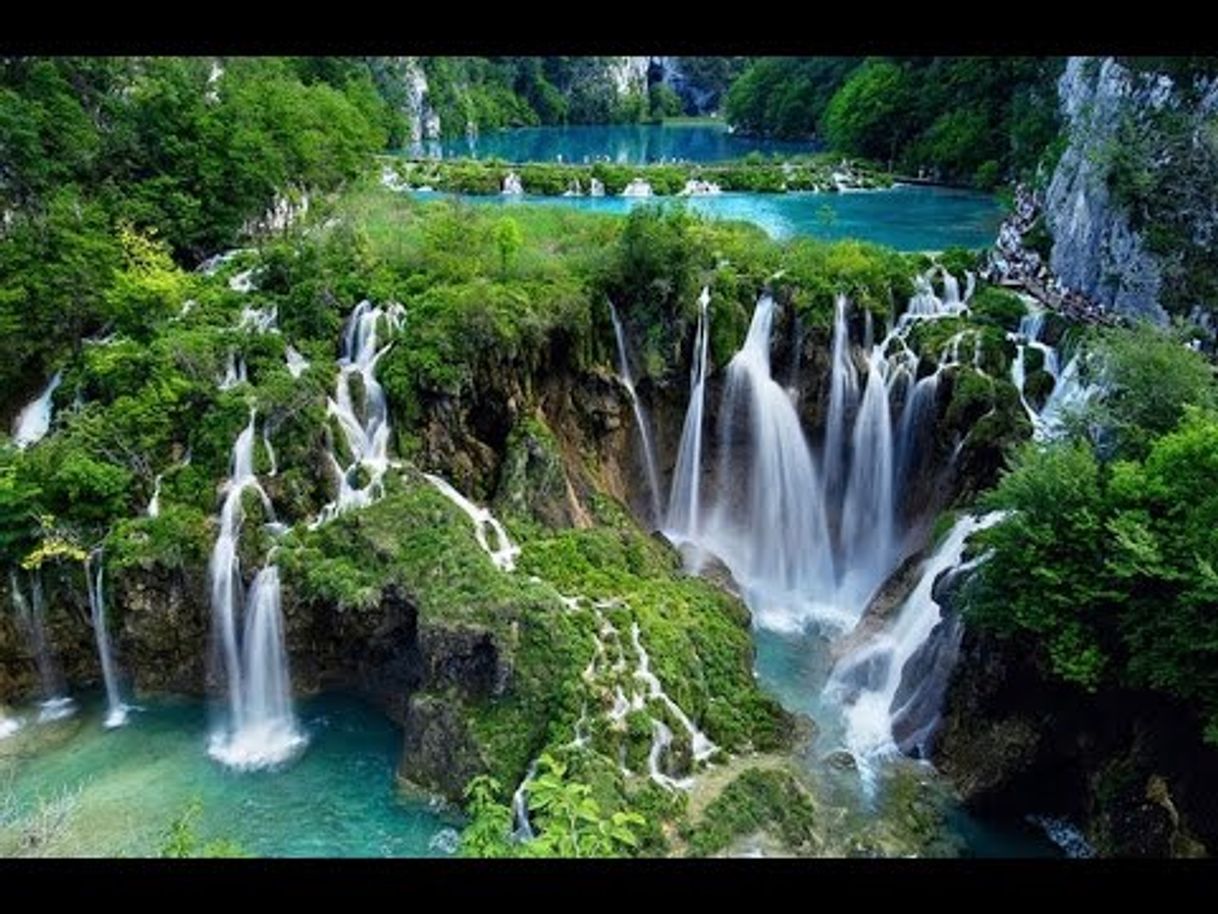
top-left (983, 184), bottom-right (1116, 326)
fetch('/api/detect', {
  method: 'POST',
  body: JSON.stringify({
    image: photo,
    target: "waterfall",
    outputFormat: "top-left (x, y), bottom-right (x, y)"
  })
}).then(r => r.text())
top-left (941, 267), bottom-right (961, 307)
top-left (621, 178), bottom-right (653, 197)
top-left (84, 551), bottom-right (129, 728)
top-left (697, 294), bottom-right (837, 631)
top-left (502, 172), bottom-right (523, 195)
top-left (285, 344), bottom-right (310, 378)
top-left (822, 294), bottom-right (858, 517)
top-left (829, 511), bottom-right (1004, 763)
top-left (665, 287), bottom-right (711, 539)
top-left (209, 564), bottom-right (304, 769)
top-left (894, 371), bottom-right (940, 501)
top-left (510, 758), bottom-right (540, 840)
top-left (218, 351), bottom-right (247, 390)
top-left (837, 342), bottom-right (897, 607)
top-left (423, 474), bottom-right (520, 571)
top-left (11, 569), bottom-right (75, 721)
top-left (609, 301), bottom-right (663, 527)
top-left (12, 371), bottom-right (62, 449)
top-left (146, 474), bottom-right (163, 518)
top-left (0, 712), bottom-right (18, 740)
top-left (207, 410), bottom-right (303, 769)
top-left (311, 301), bottom-right (405, 528)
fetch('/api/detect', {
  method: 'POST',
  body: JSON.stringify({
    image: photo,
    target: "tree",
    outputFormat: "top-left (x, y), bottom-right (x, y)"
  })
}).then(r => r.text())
top-left (823, 59), bottom-right (909, 166)
top-left (492, 217), bottom-right (523, 277)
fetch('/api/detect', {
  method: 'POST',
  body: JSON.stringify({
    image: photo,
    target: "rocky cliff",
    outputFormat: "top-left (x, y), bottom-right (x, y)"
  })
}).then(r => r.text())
top-left (1045, 56), bottom-right (1218, 326)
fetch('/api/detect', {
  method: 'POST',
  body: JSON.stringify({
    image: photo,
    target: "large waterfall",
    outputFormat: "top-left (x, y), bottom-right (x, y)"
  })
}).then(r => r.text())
top-left (311, 301), bottom-right (405, 527)
top-left (696, 293), bottom-right (837, 631)
top-left (84, 551), bottom-right (129, 728)
top-left (609, 301), bottom-right (663, 527)
top-left (207, 410), bottom-right (304, 769)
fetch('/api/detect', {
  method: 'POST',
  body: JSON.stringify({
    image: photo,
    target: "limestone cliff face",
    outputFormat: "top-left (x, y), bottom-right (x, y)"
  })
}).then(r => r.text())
top-left (1045, 57), bottom-right (1218, 324)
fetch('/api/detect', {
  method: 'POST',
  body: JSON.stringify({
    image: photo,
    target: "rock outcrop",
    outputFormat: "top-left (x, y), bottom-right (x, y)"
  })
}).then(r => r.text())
top-left (1045, 57), bottom-right (1218, 326)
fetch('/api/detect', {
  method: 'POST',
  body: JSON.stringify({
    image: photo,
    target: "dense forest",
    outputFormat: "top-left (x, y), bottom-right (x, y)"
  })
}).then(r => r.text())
top-left (725, 57), bottom-right (1064, 187)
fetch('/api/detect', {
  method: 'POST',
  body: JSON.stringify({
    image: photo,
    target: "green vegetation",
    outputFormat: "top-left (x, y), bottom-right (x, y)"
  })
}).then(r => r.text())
top-left (460, 755), bottom-right (645, 857)
top-left (382, 154), bottom-right (894, 197)
top-left (684, 767), bottom-right (817, 856)
top-left (725, 57), bottom-right (1064, 187)
top-left (964, 328), bottom-right (1218, 742)
top-left (158, 799), bottom-right (248, 858)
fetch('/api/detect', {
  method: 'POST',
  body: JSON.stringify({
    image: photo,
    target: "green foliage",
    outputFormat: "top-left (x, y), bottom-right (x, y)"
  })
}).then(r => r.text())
top-left (969, 286), bottom-right (1028, 333)
top-left (725, 57), bottom-right (860, 138)
top-left (967, 403), bottom-right (1218, 740)
top-left (685, 768), bottom-right (818, 856)
top-left (522, 754), bottom-right (646, 857)
top-left (727, 56), bottom-right (1063, 186)
top-left (458, 776), bottom-right (515, 858)
top-left (1081, 324), bottom-right (1216, 460)
top-left (824, 60), bottom-right (911, 166)
top-left (158, 799), bottom-right (249, 858)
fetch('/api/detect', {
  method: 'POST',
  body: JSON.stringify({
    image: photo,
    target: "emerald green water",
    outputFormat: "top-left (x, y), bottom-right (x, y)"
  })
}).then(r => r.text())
top-left (0, 692), bottom-right (459, 857)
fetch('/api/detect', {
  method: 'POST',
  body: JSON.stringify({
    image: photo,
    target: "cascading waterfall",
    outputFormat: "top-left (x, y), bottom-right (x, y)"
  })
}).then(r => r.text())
top-left (84, 551), bottom-right (129, 728)
top-left (311, 301), bottom-right (405, 528)
top-left (423, 474), bottom-right (520, 571)
top-left (822, 294), bottom-right (859, 517)
top-left (207, 410), bottom-right (304, 769)
top-left (665, 287), bottom-right (711, 540)
top-left (608, 301), bottom-right (663, 527)
top-left (828, 511), bottom-right (1004, 764)
top-left (10, 569), bottom-right (75, 721)
top-left (695, 293), bottom-right (838, 631)
top-left (836, 341), bottom-right (897, 608)
top-left (12, 370), bottom-right (63, 450)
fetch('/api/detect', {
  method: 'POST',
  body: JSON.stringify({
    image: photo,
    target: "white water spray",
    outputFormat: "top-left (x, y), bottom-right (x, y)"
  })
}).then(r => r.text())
top-left (609, 301), bottom-right (663, 526)
top-left (84, 551), bottom-right (129, 728)
top-left (12, 371), bottom-right (62, 449)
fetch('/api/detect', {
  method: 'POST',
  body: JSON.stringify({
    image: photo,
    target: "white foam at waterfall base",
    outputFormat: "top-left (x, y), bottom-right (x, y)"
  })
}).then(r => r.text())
top-left (422, 474), bottom-right (520, 571)
top-left (207, 412), bottom-right (305, 770)
top-left (0, 715), bottom-right (20, 739)
top-left (828, 511), bottom-right (1005, 769)
top-left (85, 552), bottom-right (130, 729)
top-left (688, 293), bottom-right (839, 632)
top-left (12, 371), bottom-right (62, 450)
top-left (208, 565), bottom-right (306, 770)
top-left (609, 301), bottom-right (663, 526)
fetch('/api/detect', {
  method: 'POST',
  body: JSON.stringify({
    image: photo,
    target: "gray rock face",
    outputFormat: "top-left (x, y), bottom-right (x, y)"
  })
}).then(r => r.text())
top-left (1045, 58), bottom-right (1168, 324)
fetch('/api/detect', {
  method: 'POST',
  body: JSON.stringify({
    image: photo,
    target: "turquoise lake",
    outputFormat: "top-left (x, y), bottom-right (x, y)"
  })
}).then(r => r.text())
top-left (417, 122), bottom-right (818, 164)
top-left (0, 692), bottom-right (458, 857)
top-left (410, 185), bottom-right (1004, 252)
